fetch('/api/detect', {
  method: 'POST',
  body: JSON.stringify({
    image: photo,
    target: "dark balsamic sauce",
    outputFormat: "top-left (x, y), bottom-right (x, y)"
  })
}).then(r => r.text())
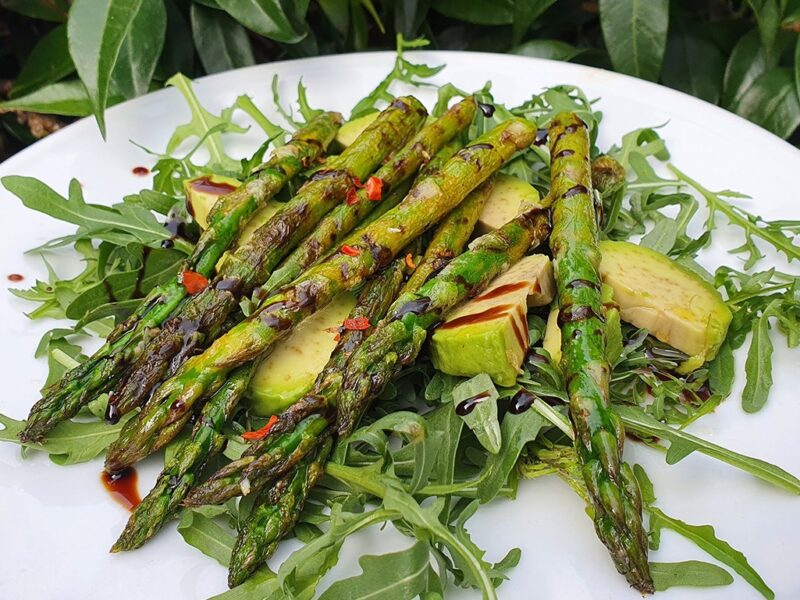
top-left (553, 149), bottom-right (575, 160)
top-left (101, 467), bottom-right (140, 511)
top-left (132, 166), bottom-right (150, 176)
top-left (455, 391), bottom-right (489, 416)
top-left (566, 278), bottom-right (600, 291)
top-left (477, 102), bottom-right (496, 117)
top-left (476, 281), bottom-right (529, 301)
top-left (187, 176), bottom-right (236, 195)
top-left (558, 304), bottom-right (604, 324)
top-left (391, 297), bottom-right (431, 321)
top-left (533, 129), bottom-right (548, 146)
top-left (508, 389), bottom-right (536, 414)
top-left (7, 273), bottom-right (24, 282)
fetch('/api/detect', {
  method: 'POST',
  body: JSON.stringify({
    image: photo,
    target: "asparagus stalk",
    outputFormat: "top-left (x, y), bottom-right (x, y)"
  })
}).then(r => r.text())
top-left (105, 118), bottom-right (536, 473)
top-left (336, 202), bottom-right (551, 435)
top-left (259, 98), bottom-right (477, 296)
top-left (228, 439), bottom-right (331, 588)
top-left (108, 97), bottom-right (426, 418)
top-left (183, 255), bottom-right (409, 507)
top-left (548, 113), bottom-right (653, 593)
top-left (111, 363), bottom-right (255, 551)
top-left (19, 114), bottom-right (342, 443)
top-left (401, 176), bottom-right (493, 293)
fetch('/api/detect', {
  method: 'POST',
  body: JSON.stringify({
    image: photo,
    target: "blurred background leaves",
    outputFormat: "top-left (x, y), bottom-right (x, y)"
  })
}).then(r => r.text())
top-left (2, 0), bottom-right (800, 158)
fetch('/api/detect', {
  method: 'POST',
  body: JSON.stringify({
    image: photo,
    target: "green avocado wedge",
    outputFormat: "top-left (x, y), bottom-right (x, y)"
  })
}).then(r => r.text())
top-left (598, 240), bottom-right (732, 372)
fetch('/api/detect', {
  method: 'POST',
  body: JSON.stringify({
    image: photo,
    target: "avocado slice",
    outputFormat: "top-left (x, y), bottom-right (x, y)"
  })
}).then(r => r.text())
top-left (598, 240), bottom-right (732, 371)
top-left (246, 292), bottom-right (357, 416)
top-left (334, 111), bottom-right (380, 150)
top-left (184, 174), bottom-right (241, 229)
top-left (476, 173), bottom-right (542, 234)
top-left (542, 306), bottom-right (561, 365)
top-left (430, 255), bottom-right (555, 387)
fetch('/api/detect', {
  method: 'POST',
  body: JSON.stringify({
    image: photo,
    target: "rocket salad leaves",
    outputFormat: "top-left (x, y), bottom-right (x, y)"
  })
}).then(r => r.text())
top-left (1, 40), bottom-right (799, 599)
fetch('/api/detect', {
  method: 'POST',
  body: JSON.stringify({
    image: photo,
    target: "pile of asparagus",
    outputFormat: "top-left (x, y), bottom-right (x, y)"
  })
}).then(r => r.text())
top-left (20, 94), bottom-right (653, 592)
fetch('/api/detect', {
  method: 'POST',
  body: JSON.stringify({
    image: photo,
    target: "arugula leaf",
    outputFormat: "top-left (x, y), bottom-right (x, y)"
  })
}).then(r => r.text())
top-left (0, 411), bottom-right (133, 465)
top-left (650, 561), bottom-right (734, 591)
top-left (2, 176), bottom-right (175, 250)
top-left (477, 408), bottom-right (546, 503)
top-left (451, 374), bottom-right (501, 455)
top-left (209, 569), bottom-right (278, 600)
top-left (176, 509), bottom-right (237, 567)
top-left (615, 405), bottom-right (800, 494)
top-left (741, 306), bottom-right (776, 413)
top-left (649, 508), bottom-right (774, 599)
top-left (318, 541), bottom-right (433, 600)
top-left (165, 73), bottom-right (248, 172)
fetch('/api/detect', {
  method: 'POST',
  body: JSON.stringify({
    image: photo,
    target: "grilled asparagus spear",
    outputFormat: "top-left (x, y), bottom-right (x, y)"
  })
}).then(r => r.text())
top-left (548, 112), bottom-right (653, 593)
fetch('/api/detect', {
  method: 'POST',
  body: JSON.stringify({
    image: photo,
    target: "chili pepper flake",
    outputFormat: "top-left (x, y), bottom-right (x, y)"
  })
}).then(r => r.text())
top-left (343, 316), bottom-right (370, 330)
top-left (366, 176), bottom-right (384, 201)
top-left (341, 244), bottom-right (361, 256)
top-left (352, 176), bottom-right (363, 188)
top-left (181, 270), bottom-right (209, 294)
top-left (405, 253), bottom-right (417, 270)
top-left (346, 187), bottom-right (359, 205)
top-left (242, 415), bottom-right (279, 440)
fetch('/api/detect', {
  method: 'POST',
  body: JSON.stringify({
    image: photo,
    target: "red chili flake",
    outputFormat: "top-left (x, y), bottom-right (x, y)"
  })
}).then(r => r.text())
top-left (343, 316), bottom-right (370, 331)
top-left (341, 244), bottom-right (361, 256)
top-left (242, 415), bottom-right (279, 441)
top-left (352, 176), bottom-right (363, 188)
top-left (181, 270), bottom-right (209, 294)
top-left (405, 253), bottom-right (416, 270)
top-left (346, 187), bottom-right (359, 206)
top-left (366, 176), bottom-right (384, 201)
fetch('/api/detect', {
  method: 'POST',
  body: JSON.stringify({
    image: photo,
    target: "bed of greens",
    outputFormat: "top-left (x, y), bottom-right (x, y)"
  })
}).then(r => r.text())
top-left (2, 37), bottom-right (799, 600)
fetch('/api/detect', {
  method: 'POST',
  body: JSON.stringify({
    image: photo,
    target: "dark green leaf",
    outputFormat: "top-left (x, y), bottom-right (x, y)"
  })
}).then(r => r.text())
top-left (451, 374), bottom-right (501, 454)
top-left (112, 0), bottom-right (167, 99)
top-left (0, 80), bottom-right (95, 117)
top-left (68, 0), bottom-right (146, 136)
top-left (318, 541), bottom-right (432, 599)
top-left (477, 408), bottom-right (545, 503)
top-left (511, 0), bottom-right (556, 45)
top-left (723, 30), bottom-right (773, 109)
top-left (615, 405), bottom-right (800, 494)
top-left (747, 0), bottom-right (781, 58)
top-left (154, 0), bottom-right (195, 81)
top-left (11, 24), bottom-right (75, 98)
top-left (191, 3), bottom-right (255, 74)
top-left (432, 0), bottom-right (513, 25)
top-left (661, 27), bottom-right (725, 104)
top-left (216, 0), bottom-right (305, 43)
top-left (708, 337), bottom-right (734, 398)
top-left (741, 311), bottom-right (774, 413)
top-left (649, 508), bottom-right (774, 599)
top-left (650, 561), bottom-right (733, 591)
top-left (319, 0), bottom-right (350, 36)
top-left (730, 68), bottom-right (800, 139)
top-left (176, 509), bottom-right (236, 566)
top-left (512, 39), bottom-right (583, 62)
top-left (598, 0), bottom-right (668, 81)
top-left (0, 411), bottom-right (133, 465)
top-left (0, 0), bottom-right (69, 21)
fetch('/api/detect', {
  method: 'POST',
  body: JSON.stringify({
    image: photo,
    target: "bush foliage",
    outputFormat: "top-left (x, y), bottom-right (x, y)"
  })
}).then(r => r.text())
top-left (1, 0), bottom-right (799, 155)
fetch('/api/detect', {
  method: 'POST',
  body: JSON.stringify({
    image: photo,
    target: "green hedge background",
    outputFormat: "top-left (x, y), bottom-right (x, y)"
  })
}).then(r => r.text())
top-left (1, 0), bottom-right (798, 158)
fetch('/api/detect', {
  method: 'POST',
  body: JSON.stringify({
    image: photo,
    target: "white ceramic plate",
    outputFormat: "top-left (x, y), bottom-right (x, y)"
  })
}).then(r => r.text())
top-left (1, 52), bottom-right (798, 600)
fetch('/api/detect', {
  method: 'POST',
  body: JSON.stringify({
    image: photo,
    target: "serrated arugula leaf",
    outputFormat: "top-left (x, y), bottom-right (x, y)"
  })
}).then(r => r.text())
top-left (165, 73), bottom-right (248, 171)
top-left (318, 541), bottom-right (432, 600)
top-left (650, 561), bottom-right (733, 591)
top-left (451, 374), bottom-right (501, 455)
top-left (176, 509), bottom-right (236, 567)
top-left (649, 508), bottom-right (774, 599)
top-left (0, 411), bottom-right (133, 465)
top-left (615, 405), bottom-right (800, 494)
